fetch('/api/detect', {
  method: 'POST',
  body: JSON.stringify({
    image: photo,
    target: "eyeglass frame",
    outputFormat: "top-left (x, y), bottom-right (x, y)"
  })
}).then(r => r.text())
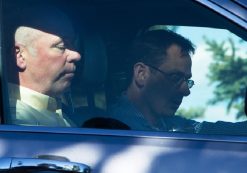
top-left (144, 63), bottom-right (195, 89)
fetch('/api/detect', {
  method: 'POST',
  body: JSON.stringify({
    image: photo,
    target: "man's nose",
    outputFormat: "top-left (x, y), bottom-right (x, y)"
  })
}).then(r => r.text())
top-left (67, 49), bottom-right (81, 62)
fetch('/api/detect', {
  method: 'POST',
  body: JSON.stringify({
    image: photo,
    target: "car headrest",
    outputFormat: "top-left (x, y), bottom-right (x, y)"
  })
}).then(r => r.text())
top-left (82, 31), bottom-right (107, 86)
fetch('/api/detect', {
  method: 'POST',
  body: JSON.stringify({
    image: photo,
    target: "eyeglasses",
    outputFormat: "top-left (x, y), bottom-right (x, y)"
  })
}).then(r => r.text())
top-left (145, 64), bottom-right (195, 89)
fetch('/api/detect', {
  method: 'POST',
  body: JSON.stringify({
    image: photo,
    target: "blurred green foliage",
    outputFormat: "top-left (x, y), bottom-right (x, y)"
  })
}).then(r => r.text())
top-left (177, 107), bottom-right (206, 119)
top-left (204, 37), bottom-right (247, 119)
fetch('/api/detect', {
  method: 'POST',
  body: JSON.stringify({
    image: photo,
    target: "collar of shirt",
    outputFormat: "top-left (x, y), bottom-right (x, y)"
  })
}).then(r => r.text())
top-left (8, 83), bottom-right (62, 115)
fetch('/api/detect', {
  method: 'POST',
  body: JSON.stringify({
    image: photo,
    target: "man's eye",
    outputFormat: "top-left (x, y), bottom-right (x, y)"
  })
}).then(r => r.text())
top-left (169, 73), bottom-right (184, 82)
top-left (55, 45), bottom-right (66, 51)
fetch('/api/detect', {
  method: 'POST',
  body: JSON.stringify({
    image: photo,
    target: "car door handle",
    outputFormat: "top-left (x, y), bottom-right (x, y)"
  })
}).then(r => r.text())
top-left (0, 157), bottom-right (90, 173)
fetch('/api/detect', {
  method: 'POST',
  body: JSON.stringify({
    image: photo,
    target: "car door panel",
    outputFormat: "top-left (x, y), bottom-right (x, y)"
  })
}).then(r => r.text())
top-left (0, 0), bottom-right (247, 173)
top-left (0, 126), bottom-right (247, 173)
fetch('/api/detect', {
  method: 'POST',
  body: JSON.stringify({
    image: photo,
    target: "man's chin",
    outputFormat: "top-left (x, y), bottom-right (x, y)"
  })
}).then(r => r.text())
top-left (63, 86), bottom-right (71, 93)
top-left (162, 108), bottom-right (178, 117)
top-left (62, 82), bottom-right (72, 92)
top-left (52, 82), bottom-right (71, 97)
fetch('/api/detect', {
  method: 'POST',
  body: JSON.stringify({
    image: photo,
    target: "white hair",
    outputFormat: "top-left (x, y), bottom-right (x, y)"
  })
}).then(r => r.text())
top-left (14, 26), bottom-right (41, 57)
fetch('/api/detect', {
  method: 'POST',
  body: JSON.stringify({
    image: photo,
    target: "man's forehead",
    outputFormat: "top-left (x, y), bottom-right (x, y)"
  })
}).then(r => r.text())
top-left (17, 6), bottom-right (75, 41)
top-left (159, 46), bottom-right (192, 76)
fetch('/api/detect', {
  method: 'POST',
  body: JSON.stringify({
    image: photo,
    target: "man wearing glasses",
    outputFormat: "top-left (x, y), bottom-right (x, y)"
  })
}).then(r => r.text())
top-left (107, 29), bottom-right (247, 134)
top-left (108, 29), bottom-right (200, 132)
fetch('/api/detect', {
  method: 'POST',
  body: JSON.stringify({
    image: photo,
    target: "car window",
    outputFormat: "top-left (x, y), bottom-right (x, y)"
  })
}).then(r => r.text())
top-left (175, 26), bottom-right (247, 122)
top-left (1, 0), bottom-right (247, 136)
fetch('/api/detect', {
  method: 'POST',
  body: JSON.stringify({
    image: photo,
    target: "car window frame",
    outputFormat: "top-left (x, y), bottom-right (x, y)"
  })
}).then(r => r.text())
top-left (195, 0), bottom-right (247, 30)
top-left (0, 0), bottom-right (246, 140)
top-left (1, 124), bottom-right (247, 143)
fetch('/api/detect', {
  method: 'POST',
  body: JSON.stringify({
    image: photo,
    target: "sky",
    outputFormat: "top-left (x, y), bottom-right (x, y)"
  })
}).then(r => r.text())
top-left (174, 26), bottom-right (247, 122)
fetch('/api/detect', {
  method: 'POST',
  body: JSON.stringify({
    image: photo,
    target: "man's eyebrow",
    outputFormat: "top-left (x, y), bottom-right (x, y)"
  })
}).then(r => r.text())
top-left (186, 74), bottom-right (192, 79)
top-left (55, 38), bottom-right (64, 44)
top-left (51, 38), bottom-right (64, 47)
top-left (166, 70), bottom-right (192, 78)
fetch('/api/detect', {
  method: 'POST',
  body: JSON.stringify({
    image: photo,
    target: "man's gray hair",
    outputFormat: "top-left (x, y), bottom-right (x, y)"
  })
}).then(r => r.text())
top-left (15, 26), bottom-right (41, 56)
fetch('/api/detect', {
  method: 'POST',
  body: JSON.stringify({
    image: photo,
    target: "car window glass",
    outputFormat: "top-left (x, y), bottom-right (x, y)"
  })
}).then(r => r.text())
top-left (175, 26), bottom-right (247, 123)
top-left (1, 0), bottom-right (247, 136)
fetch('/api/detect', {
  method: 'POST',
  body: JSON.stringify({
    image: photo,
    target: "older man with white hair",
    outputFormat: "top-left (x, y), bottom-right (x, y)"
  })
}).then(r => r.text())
top-left (7, 5), bottom-right (81, 126)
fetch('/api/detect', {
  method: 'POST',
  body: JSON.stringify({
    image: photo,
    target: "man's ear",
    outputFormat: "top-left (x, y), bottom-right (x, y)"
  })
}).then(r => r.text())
top-left (133, 62), bottom-right (150, 88)
top-left (15, 44), bottom-right (26, 70)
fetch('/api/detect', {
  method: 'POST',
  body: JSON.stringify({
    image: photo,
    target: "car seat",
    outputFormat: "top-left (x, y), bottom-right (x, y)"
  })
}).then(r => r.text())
top-left (68, 28), bottom-right (109, 127)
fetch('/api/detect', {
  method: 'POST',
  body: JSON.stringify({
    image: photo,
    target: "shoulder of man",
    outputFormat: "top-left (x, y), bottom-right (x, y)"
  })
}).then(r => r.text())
top-left (198, 121), bottom-right (247, 135)
top-left (9, 99), bottom-right (73, 127)
top-left (163, 115), bottom-right (200, 133)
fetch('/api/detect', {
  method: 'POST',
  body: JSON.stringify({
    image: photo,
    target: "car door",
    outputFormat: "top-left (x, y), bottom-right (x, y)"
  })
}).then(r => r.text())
top-left (0, 0), bottom-right (247, 173)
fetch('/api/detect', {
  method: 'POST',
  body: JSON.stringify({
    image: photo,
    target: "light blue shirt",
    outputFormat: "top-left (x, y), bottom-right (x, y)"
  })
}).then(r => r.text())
top-left (108, 95), bottom-right (247, 135)
top-left (108, 95), bottom-right (200, 132)
top-left (7, 83), bottom-right (75, 127)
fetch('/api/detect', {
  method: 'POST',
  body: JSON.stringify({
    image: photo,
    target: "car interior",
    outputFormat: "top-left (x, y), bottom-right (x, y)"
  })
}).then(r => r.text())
top-left (65, 0), bottom-right (247, 128)
top-left (1, 0), bottom-right (247, 133)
